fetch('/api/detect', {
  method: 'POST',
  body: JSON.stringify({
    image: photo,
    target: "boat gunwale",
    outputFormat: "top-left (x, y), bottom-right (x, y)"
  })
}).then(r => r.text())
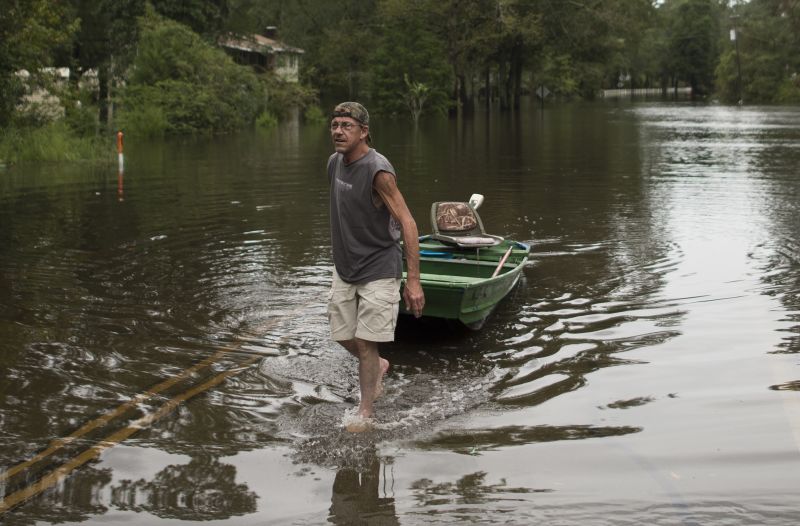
top-left (414, 256), bottom-right (528, 290)
top-left (401, 237), bottom-right (531, 325)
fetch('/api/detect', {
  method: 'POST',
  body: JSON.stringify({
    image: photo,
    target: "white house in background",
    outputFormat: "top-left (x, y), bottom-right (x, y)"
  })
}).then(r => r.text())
top-left (14, 68), bottom-right (73, 119)
top-left (220, 27), bottom-right (304, 82)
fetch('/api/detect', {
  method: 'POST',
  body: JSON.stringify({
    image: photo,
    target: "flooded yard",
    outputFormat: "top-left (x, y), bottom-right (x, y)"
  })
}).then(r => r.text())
top-left (1, 102), bottom-right (799, 524)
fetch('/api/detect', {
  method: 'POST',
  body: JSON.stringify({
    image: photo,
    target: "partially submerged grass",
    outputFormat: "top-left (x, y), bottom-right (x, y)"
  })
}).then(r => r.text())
top-left (0, 121), bottom-right (114, 164)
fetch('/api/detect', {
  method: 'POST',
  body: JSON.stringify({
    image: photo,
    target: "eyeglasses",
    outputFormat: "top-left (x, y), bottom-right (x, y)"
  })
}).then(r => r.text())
top-left (330, 121), bottom-right (361, 132)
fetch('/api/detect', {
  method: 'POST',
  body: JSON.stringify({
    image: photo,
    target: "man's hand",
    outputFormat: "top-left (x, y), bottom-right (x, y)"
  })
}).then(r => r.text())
top-left (403, 279), bottom-right (425, 318)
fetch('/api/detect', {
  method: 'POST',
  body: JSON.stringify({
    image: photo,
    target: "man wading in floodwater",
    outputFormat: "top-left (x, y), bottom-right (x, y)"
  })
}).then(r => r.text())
top-left (326, 102), bottom-right (425, 432)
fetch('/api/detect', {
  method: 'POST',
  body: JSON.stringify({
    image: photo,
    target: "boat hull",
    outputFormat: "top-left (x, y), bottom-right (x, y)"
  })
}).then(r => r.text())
top-left (400, 238), bottom-right (530, 329)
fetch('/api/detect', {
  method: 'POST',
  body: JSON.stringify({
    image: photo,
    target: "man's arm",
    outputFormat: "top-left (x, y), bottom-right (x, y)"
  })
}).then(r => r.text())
top-left (373, 171), bottom-right (425, 317)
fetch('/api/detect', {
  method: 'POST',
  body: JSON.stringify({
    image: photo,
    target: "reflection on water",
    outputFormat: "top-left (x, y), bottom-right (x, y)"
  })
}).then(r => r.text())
top-left (2, 103), bottom-right (800, 524)
top-left (3, 467), bottom-right (112, 526)
top-left (410, 471), bottom-right (550, 510)
top-left (328, 451), bottom-right (398, 526)
top-left (110, 456), bottom-right (257, 519)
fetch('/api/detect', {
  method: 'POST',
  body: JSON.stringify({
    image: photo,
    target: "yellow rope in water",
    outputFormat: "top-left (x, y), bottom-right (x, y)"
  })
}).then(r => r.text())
top-left (0, 355), bottom-right (260, 514)
top-left (0, 345), bottom-right (235, 484)
top-left (0, 296), bottom-right (319, 513)
top-left (0, 308), bottom-right (306, 486)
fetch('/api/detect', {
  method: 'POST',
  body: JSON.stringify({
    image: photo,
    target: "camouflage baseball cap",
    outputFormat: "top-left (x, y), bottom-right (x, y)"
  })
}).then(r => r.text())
top-left (332, 102), bottom-right (369, 125)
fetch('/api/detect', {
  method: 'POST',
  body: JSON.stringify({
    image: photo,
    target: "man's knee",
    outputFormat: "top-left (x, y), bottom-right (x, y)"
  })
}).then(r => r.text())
top-left (337, 338), bottom-right (377, 359)
top-left (337, 339), bottom-right (358, 355)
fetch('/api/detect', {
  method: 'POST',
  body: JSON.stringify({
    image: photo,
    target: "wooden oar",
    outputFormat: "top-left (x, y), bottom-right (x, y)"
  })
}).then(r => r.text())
top-left (491, 245), bottom-right (514, 277)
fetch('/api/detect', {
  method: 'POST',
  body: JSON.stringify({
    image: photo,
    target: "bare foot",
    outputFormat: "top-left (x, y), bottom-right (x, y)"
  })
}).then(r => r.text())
top-left (345, 418), bottom-right (374, 433)
top-left (374, 357), bottom-right (390, 401)
top-left (345, 411), bottom-right (375, 433)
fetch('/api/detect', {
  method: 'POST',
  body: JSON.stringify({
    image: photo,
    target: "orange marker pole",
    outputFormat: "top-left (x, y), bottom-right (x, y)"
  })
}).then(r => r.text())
top-left (116, 131), bottom-right (124, 170)
top-left (116, 131), bottom-right (124, 201)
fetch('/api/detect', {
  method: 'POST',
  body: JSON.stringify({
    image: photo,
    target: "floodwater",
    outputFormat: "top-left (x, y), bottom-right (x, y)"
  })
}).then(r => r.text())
top-left (1, 102), bottom-right (799, 525)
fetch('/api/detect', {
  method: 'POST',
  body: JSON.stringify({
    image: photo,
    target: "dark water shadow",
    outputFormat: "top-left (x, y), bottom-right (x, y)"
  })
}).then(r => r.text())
top-left (415, 424), bottom-right (643, 455)
top-left (394, 314), bottom-right (473, 344)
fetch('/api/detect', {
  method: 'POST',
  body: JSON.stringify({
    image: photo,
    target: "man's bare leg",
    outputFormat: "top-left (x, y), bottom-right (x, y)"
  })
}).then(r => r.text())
top-left (354, 338), bottom-right (380, 418)
top-left (373, 356), bottom-right (389, 400)
top-left (337, 339), bottom-right (390, 409)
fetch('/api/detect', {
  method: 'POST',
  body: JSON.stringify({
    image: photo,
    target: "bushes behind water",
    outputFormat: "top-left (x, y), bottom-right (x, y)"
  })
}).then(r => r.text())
top-left (255, 111), bottom-right (278, 129)
top-left (115, 8), bottom-right (263, 137)
top-left (303, 105), bottom-right (327, 124)
top-left (0, 121), bottom-right (112, 163)
top-left (0, 80), bottom-right (114, 162)
top-left (776, 77), bottom-right (800, 104)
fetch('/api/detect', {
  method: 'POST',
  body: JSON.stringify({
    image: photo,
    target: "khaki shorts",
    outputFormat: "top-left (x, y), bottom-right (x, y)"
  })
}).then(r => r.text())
top-left (328, 268), bottom-right (401, 343)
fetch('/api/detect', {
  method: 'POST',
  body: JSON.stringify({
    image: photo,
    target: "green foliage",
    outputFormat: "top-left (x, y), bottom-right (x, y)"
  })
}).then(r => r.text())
top-left (117, 8), bottom-right (263, 136)
top-left (534, 0), bottom-right (615, 98)
top-left (314, 15), bottom-right (375, 99)
top-left (225, 0), bottom-right (379, 99)
top-left (303, 105), bottom-right (327, 124)
top-left (539, 54), bottom-right (580, 98)
top-left (404, 74), bottom-right (430, 125)
top-left (0, 121), bottom-right (112, 163)
top-left (599, 1), bottom-right (660, 90)
top-left (6, 0), bottom-right (800, 154)
top-left (115, 97), bottom-right (168, 137)
top-left (0, 0), bottom-right (77, 126)
top-left (261, 75), bottom-right (318, 118)
top-left (64, 102), bottom-right (99, 137)
top-left (255, 111), bottom-right (278, 128)
top-left (151, 0), bottom-right (229, 36)
top-left (70, 0), bottom-right (224, 79)
top-left (713, 50), bottom-right (741, 103)
top-left (744, 52), bottom-right (787, 102)
top-left (714, 0), bottom-right (800, 104)
top-left (666, 0), bottom-right (720, 96)
top-left (368, 0), bottom-right (452, 118)
top-left (69, 0), bottom-right (144, 74)
top-left (55, 83), bottom-right (102, 137)
top-left (776, 77), bottom-right (800, 103)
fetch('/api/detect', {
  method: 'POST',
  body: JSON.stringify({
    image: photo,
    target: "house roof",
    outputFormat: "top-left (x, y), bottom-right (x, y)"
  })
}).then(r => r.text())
top-left (220, 33), bottom-right (304, 55)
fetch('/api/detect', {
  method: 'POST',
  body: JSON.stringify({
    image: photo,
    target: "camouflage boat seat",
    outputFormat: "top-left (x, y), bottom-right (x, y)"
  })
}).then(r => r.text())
top-left (430, 198), bottom-right (503, 248)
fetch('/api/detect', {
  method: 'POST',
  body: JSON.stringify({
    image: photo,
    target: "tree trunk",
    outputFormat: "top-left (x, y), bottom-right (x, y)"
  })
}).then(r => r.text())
top-left (456, 74), bottom-right (466, 114)
top-left (484, 67), bottom-right (491, 109)
top-left (461, 73), bottom-right (473, 115)
top-left (98, 63), bottom-right (109, 129)
top-left (509, 41), bottom-right (523, 111)
top-left (498, 61), bottom-right (509, 110)
top-left (450, 73), bottom-right (461, 117)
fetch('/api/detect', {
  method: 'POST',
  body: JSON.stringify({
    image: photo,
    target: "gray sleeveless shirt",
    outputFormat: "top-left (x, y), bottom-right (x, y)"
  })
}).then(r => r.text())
top-left (328, 148), bottom-right (402, 284)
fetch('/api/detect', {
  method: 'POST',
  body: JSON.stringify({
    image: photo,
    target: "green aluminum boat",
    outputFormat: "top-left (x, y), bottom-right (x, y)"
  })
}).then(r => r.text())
top-left (400, 194), bottom-right (530, 329)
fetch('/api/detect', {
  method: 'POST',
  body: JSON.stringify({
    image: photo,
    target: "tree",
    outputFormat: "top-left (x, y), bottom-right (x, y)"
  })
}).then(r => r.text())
top-left (65, 0), bottom-right (229, 129)
top-left (117, 6), bottom-right (262, 135)
top-left (151, 0), bottom-right (229, 36)
top-left (404, 74), bottom-right (430, 125)
top-left (65, 0), bottom-right (144, 128)
top-left (313, 2), bottom-right (378, 100)
top-left (493, 0), bottom-right (544, 108)
top-left (597, 0), bottom-right (659, 91)
top-left (368, 0), bottom-right (452, 118)
top-left (715, 0), bottom-right (800, 103)
top-left (426, 0), bottom-right (499, 113)
top-left (663, 0), bottom-right (721, 96)
top-left (0, 0), bottom-right (76, 126)
top-left (224, 0), bottom-right (379, 100)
